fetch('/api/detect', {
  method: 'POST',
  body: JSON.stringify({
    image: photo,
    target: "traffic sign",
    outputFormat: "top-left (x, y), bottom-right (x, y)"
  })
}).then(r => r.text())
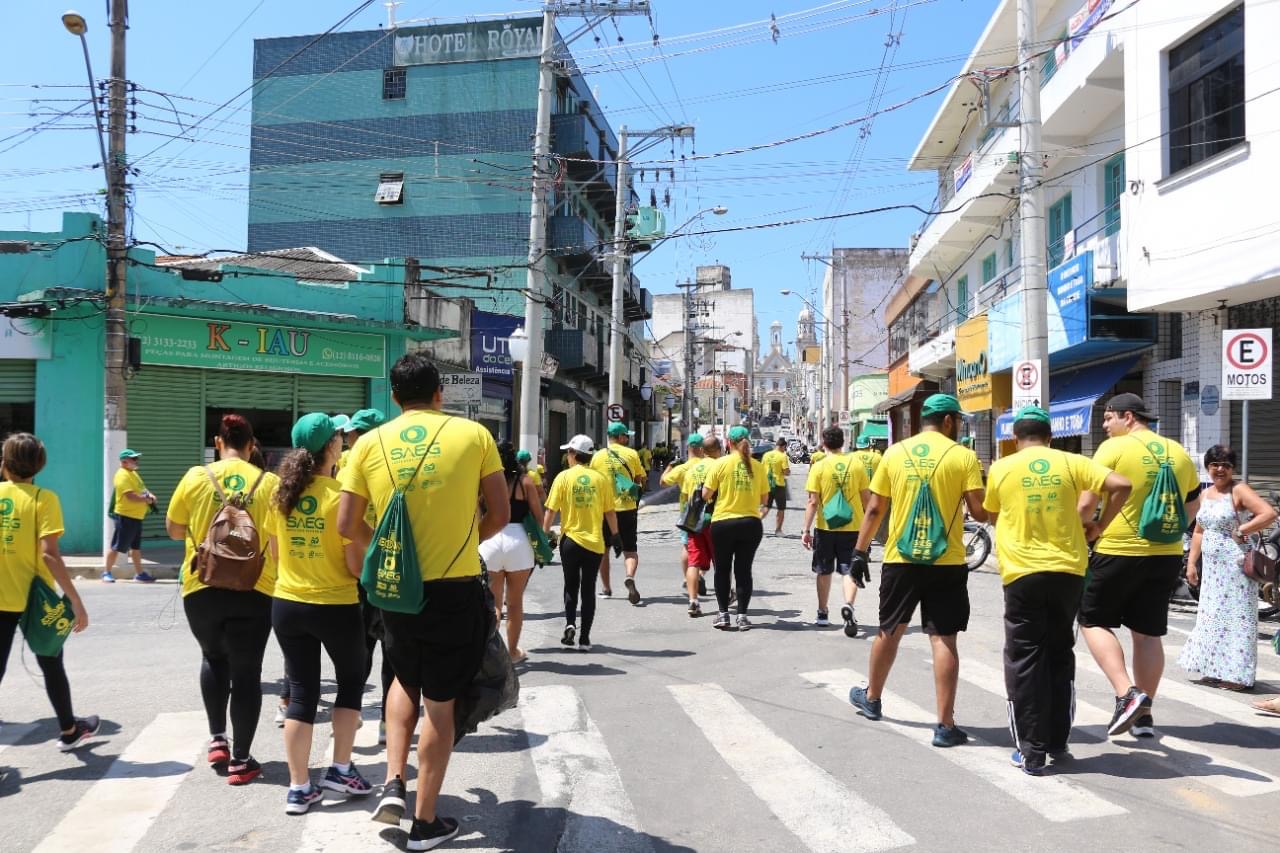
top-left (1012, 358), bottom-right (1042, 409)
top-left (607, 403), bottom-right (625, 421)
top-left (1222, 328), bottom-right (1272, 400)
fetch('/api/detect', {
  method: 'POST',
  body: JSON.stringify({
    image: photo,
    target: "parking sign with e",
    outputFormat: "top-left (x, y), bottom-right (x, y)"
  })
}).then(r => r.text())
top-left (1222, 328), bottom-right (1272, 400)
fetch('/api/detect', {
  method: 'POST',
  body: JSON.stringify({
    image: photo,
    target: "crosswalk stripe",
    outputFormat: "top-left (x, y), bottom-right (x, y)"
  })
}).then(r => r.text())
top-left (294, 714), bottom-right (384, 852)
top-left (670, 682), bottom-right (915, 852)
top-left (520, 685), bottom-right (649, 853)
top-left (956, 657), bottom-right (1278, 798)
top-left (32, 711), bottom-right (204, 853)
top-left (0, 721), bottom-right (38, 759)
top-left (800, 669), bottom-right (1126, 823)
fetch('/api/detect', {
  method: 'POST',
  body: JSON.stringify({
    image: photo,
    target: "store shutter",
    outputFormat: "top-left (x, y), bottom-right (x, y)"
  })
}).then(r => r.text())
top-left (126, 366), bottom-right (204, 541)
top-left (296, 375), bottom-right (368, 416)
top-left (0, 360), bottom-right (36, 403)
top-left (203, 370), bottom-right (295, 411)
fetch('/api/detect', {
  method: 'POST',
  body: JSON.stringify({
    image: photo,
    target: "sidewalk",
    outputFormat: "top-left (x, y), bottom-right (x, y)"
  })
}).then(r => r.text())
top-left (64, 544), bottom-right (186, 581)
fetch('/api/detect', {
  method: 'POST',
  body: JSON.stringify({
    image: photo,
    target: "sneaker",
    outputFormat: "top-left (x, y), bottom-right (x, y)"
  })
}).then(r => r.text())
top-left (372, 777), bottom-right (407, 825)
top-left (322, 762), bottom-right (372, 795)
top-left (207, 736), bottom-right (231, 766)
top-left (688, 600), bottom-right (702, 618)
top-left (407, 816), bottom-right (460, 851)
top-left (625, 578), bottom-right (641, 605)
top-left (841, 605), bottom-right (858, 638)
top-left (378, 720), bottom-right (387, 745)
top-left (578, 639), bottom-right (592, 652)
top-left (736, 614), bottom-right (751, 632)
top-left (274, 704), bottom-right (287, 727)
top-left (1010, 749), bottom-right (1045, 776)
top-left (932, 724), bottom-right (969, 748)
top-left (100, 572), bottom-right (115, 583)
top-left (597, 589), bottom-right (612, 598)
top-left (1131, 713), bottom-right (1155, 738)
top-left (133, 571), bottom-right (157, 583)
top-left (1106, 687), bottom-right (1149, 737)
top-left (697, 576), bottom-right (707, 596)
top-left (57, 716), bottom-right (101, 752)
top-left (226, 757), bottom-right (262, 786)
top-left (713, 611), bottom-right (731, 630)
top-left (849, 686), bottom-right (882, 721)
top-left (1048, 748), bottom-right (1073, 765)
top-left (285, 783), bottom-right (325, 815)
top-left (561, 623), bottom-right (576, 647)
top-left (814, 610), bottom-right (831, 627)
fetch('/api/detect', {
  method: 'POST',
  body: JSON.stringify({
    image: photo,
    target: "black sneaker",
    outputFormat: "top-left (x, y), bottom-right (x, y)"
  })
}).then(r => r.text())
top-left (697, 576), bottom-right (707, 596)
top-left (625, 578), bottom-right (641, 605)
top-left (1131, 713), bottom-right (1155, 738)
top-left (1106, 687), bottom-right (1149, 736)
top-left (561, 623), bottom-right (576, 647)
top-left (932, 724), bottom-right (969, 748)
top-left (58, 716), bottom-right (101, 752)
top-left (407, 816), bottom-right (460, 851)
top-left (371, 776), bottom-right (407, 825)
top-left (841, 605), bottom-right (858, 638)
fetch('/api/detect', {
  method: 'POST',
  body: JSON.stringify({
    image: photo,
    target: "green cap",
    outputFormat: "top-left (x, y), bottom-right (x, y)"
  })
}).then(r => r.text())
top-left (1014, 405), bottom-right (1051, 425)
top-left (921, 393), bottom-right (968, 418)
top-left (345, 408), bottom-right (386, 433)
top-left (686, 433), bottom-right (704, 446)
top-left (728, 425), bottom-right (750, 442)
top-left (291, 412), bottom-right (340, 453)
top-left (855, 435), bottom-right (870, 449)
top-left (959, 436), bottom-right (975, 447)
top-left (516, 449), bottom-right (532, 463)
top-left (607, 421), bottom-right (634, 437)
top-left (119, 449), bottom-right (142, 460)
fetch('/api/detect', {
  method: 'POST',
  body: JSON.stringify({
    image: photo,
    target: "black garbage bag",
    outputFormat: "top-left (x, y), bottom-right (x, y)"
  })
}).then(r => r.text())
top-left (453, 574), bottom-right (520, 745)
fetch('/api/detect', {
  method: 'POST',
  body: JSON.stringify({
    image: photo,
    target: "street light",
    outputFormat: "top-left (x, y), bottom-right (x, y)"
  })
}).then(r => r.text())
top-left (506, 326), bottom-right (529, 444)
top-left (62, 11), bottom-right (109, 180)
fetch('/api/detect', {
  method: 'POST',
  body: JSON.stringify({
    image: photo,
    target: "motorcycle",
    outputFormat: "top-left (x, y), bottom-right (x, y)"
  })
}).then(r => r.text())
top-left (787, 447), bottom-right (810, 465)
top-left (963, 516), bottom-right (993, 572)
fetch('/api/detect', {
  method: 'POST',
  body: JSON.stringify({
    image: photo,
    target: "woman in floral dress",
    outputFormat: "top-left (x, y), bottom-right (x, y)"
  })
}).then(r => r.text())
top-left (1178, 445), bottom-right (1277, 690)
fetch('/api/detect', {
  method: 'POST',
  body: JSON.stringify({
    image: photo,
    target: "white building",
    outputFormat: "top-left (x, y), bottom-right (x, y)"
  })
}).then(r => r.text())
top-left (649, 264), bottom-right (757, 378)
top-left (754, 321), bottom-right (796, 423)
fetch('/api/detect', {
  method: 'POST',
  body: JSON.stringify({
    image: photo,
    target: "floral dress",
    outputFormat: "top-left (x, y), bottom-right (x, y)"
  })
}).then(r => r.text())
top-left (1178, 492), bottom-right (1258, 686)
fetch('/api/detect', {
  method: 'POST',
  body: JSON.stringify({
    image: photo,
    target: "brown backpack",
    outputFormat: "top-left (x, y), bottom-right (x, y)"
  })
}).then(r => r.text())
top-left (191, 466), bottom-right (268, 592)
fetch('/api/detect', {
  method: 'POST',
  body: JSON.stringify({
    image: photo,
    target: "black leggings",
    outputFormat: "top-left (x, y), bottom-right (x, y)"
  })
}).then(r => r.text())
top-left (711, 517), bottom-right (764, 614)
top-left (271, 599), bottom-right (366, 725)
top-left (561, 537), bottom-right (603, 641)
top-left (184, 588), bottom-right (273, 760)
top-left (0, 610), bottom-right (76, 730)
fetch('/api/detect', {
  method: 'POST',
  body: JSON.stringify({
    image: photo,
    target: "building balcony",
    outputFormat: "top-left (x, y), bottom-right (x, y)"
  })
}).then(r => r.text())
top-left (625, 286), bottom-right (653, 323)
top-left (545, 327), bottom-right (602, 377)
top-left (552, 112), bottom-right (607, 164)
top-left (1041, 28), bottom-right (1124, 144)
top-left (549, 215), bottom-right (605, 259)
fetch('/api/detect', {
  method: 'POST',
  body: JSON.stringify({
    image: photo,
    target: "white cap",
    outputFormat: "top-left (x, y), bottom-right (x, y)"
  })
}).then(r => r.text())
top-left (560, 434), bottom-right (594, 454)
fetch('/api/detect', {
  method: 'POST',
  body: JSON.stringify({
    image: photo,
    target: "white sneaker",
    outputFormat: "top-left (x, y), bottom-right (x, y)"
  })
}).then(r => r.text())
top-left (274, 705), bottom-right (287, 727)
top-left (736, 614), bottom-right (752, 632)
top-left (813, 610), bottom-right (831, 627)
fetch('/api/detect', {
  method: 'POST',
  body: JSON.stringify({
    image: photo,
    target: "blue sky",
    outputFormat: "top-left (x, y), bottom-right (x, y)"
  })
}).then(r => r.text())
top-left (0, 0), bottom-right (994, 351)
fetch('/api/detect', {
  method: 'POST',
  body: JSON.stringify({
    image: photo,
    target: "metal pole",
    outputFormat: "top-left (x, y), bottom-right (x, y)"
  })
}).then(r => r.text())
top-left (608, 127), bottom-right (629, 415)
top-left (1018, 0), bottom-right (1049, 394)
top-left (1242, 400), bottom-right (1250, 482)
top-left (102, 0), bottom-right (129, 558)
top-left (518, 10), bottom-right (556, 455)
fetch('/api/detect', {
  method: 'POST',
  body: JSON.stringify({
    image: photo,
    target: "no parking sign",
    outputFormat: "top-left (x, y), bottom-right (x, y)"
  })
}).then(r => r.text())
top-left (1222, 328), bottom-right (1272, 400)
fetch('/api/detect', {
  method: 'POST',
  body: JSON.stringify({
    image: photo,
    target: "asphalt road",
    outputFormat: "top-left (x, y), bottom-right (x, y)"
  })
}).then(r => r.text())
top-left (2, 466), bottom-right (1277, 852)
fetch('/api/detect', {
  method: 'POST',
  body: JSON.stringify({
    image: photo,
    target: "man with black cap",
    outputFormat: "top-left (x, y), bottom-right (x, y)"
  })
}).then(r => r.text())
top-left (1079, 392), bottom-right (1200, 740)
top-left (848, 393), bottom-right (987, 748)
top-left (592, 422), bottom-right (647, 604)
top-left (984, 406), bottom-right (1131, 775)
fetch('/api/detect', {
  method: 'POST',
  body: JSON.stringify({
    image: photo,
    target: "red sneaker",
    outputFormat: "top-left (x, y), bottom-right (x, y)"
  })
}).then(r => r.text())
top-left (227, 757), bottom-right (261, 786)
top-left (207, 737), bottom-right (230, 767)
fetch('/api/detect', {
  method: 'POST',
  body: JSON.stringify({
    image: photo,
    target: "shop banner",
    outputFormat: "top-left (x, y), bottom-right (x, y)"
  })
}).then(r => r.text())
top-left (393, 20), bottom-right (543, 66)
top-left (440, 371), bottom-right (483, 404)
top-left (0, 318), bottom-right (51, 360)
top-left (955, 315), bottom-right (992, 412)
top-left (135, 314), bottom-right (385, 378)
top-left (996, 397), bottom-right (1094, 440)
top-left (1048, 250), bottom-right (1091, 349)
top-left (1069, 0), bottom-right (1114, 50)
top-left (470, 310), bottom-right (520, 380)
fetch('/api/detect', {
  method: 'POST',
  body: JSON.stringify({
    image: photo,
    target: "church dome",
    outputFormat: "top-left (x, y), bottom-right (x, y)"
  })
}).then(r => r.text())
top-left (798, 307), bottom-right (813, 323)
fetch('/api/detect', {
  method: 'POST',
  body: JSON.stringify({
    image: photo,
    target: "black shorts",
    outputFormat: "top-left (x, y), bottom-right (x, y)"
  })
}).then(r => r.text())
top-left (1079, 553), bottom-right (1181, 637)
top-left (812, 529), bottom-right (856, 576)
top-left (602, 508), bottom-right (639, 553)
top-left (111, 515), bottom-right (143, 553)
top-left (879, 563), bottom-right (970, 636)
top-left (381, 578), bottom-right (489, 703)
top-left (766, 487), bottom-right (788, 511)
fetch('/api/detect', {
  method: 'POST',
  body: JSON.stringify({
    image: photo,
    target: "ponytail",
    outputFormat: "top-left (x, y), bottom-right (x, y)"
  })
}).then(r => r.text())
top-left (737, 437), bottom-right (752, 470)
top-left (274, 447), bottom-right (321, 516)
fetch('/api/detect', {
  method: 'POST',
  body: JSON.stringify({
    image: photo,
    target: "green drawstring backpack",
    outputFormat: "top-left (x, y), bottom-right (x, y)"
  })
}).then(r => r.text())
top-left (823, 465), bottom-right (854, 529)
top-left (1133, 437), bottom-right (1187, 544)
top-left (607, 449), bottom-right (642, 503)
top-left (19, 490), bottom-right (75, 657)
top-left (895, 444), bottom-right (959, 564)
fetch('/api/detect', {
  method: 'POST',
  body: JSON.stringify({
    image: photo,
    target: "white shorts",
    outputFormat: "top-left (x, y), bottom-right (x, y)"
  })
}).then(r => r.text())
top-left (479, 522), bottom-right (536, 573)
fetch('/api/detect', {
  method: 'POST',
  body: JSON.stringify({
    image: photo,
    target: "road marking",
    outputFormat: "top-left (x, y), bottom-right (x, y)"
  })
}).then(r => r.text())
top-left (294, 712), bottom-right (383, 852)
top-left (0, 721), bottom-right (38, 759)
top-left (800, 669), bottom-right (1126, 823)
top-left (521, 685), bottom-right (648, 853)
top-left (671, 682), bottom-right (915, 851)
top-left (957, 658), bottom-right (1277, 798)
top-left (33, 711), bottom-right (203, 853)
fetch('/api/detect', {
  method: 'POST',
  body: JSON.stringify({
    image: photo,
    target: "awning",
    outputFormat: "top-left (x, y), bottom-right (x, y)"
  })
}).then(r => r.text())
top-left (996, 354), bottom-right (1141, 440)
top-left (542, 377), bottom-right (596, 408)
top-left (860, 420), bottom-right (889, 440)
top-left (873, 381), bottom-right (938, 414)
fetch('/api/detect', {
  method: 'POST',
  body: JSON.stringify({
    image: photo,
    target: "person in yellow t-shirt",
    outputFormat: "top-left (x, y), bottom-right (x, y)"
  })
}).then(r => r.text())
top-left (591, 422), bottom-right (647, 604)
top-left (701, 426), bottom-right (769, 631)
top-left (983, 406), bottom-right (1131, 773)
top-left (802, 426), bottom-right (871, 637)
top-left (336, 353), bottom-right (509, 831)
top-left (850, 394), bottom-right (987, 746)
top-left (166, 413), bottom-right (279, 783)
top-left (1076, 393), bottom-right (1202, 738)
top-left (810, 448), bottom-right (826, 466)
top-left (852, 435), bottom-right (881, 481)
top-left (638, 445), bottom-right (653, 478)
top-left (761, 438), bottom-right (792, 537)
top-left (661, 434), bottom-right (696, 609)
top-left (267, 413), bottom-right (369, 808)
top-left (337, 408), bottom-right (386, 473)
top-left (0, 432), bottom-right (101, 751)
top-left (102, 448), bottom-right (158, 583)
top-left (663, 434), bottom-right (724, 616)
top-left (544, 435), bottom-right (619, 651)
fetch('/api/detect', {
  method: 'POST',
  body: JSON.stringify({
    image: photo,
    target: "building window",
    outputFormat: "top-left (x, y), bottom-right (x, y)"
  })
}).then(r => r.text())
top-left (1047, 193), bottom-right (1072, 269)
top-left (981, 253), bottom-right (997, 285)
top-left (1041, 29), bottom-right (1068, 86)
top-left (1168, 5), bottom-right (1244, 175)
top-left (1103, 155), bottom-right (1125, 236)
top-left (383, 68), bottom-right (407, 100)
top-left (1165, 312), bottom-right (1184, 360)
top-left (955, 275), bottom-right (968, 322)
top-left (375, 172), bottom-right (404, 204)
top-left (1004, 238), bottom-right (1014, 269)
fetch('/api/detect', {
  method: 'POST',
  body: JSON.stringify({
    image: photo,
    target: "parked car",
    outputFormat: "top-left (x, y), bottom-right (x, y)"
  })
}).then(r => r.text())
top-left (751, 440), bottom-right (773, 461)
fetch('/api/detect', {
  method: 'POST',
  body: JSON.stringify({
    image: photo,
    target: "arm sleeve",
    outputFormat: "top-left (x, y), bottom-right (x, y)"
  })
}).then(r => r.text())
top-left (869, 454), bottom-right (892, 497)
top-left (804, 463), bottom-right (820, 495)
top-left (1080, 457), bottom-right (1113, 494)
top-left (544, 474), bottom-right (563, 513)
top-left (964, 453), bottom-right (984, 491)
top-left (166, 470), bottom-right (194, 524)
top-left (337, 441), bottom-right (371, 499)
top-left (981, 461), bottom-right (1002, 513)
top-left (1092, 438), bottom-right (1119, 471)
top-left (477, 429), bottom-right (503, 479)
top-left (39, 491), bottom-right (65, 539)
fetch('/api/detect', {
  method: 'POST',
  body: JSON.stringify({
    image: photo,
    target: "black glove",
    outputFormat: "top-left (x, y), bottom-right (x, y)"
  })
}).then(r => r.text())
top-left (851, 549), bottom-right (872, 589)
top-left (611, 533), bottom-right (624, 557)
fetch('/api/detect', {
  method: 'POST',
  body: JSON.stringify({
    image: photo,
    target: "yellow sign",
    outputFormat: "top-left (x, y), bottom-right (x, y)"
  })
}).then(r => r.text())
top-left (955, 315), bottom-right (993, 412)
top-left (802, 346), bottom-right (821, 365)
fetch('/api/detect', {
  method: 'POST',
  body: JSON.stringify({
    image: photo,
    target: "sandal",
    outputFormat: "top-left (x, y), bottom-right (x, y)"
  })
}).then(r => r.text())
top-left (510, 649), bottom-right (528, 665)
top-left (1218, 681), bottom-right (1253, 692)
top-left (1192, 676), bottom-right (1222, 686)
top-left (1252, 697), bottom-right (1280, 716)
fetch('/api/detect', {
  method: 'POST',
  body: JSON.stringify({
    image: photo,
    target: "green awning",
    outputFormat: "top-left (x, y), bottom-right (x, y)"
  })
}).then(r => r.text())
top-left (859, 420), bottom-right (889, 439)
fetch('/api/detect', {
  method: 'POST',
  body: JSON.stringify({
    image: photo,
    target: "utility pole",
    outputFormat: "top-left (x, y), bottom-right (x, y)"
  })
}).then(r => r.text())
top-left (1017, 0), bottom-right (1049, 391)
top-left (103, 0), bottom-right (130, 555)
top-left (677, 279), bottom-right (711, 436)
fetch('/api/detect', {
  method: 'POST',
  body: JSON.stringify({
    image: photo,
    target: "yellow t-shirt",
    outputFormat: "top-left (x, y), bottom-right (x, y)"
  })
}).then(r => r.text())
top-left (762, 450), bottom-right (790, 489)
top-left (805, 452), bottom-right (870, 533)
top-left (639, 448), bottom-right (653, 472)
top-left (984, 447), bottom-right (1113, 584)
top-left (662, 462), bottom-right (687, 508)
top-left (268, 476), bottom-right (356, 605)
top-left (0, 483), bottom-right (63, 612)
top-left (870, 431), bottom-right (984, 566)
top-left (591, 443), bottom-right (646, 512)
top-left (852, 450), bottom-right (881, 482)
top-left (528, 467), bottom-right (543, 488)
top-left (338, 409), bottom-right (502, 581)
top-left (810, 450), bottom-right (826, 465)
top-left (679, 456), bottom-right (720, 503)
top-left (337, 448), bottom-right (351, 471)
top-left (167, 459), bottom-right (279, 598)
top-left (112, 467), bottom-right (149, 520)
top-left (704, 454), bottom-right (769, 522)
top-left (545, 464), bottom-right (616, 554)
top-left (1092, 429), bottom-right (1200, 557)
